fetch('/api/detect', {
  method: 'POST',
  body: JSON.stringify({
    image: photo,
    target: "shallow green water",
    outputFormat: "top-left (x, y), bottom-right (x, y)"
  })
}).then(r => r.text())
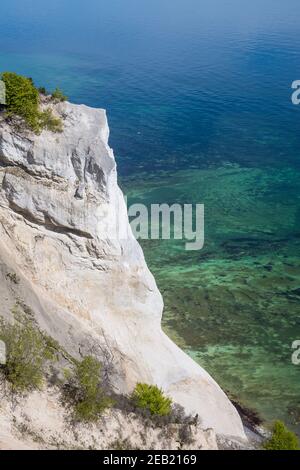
top-left (123, 164), bottom-right (300, 432)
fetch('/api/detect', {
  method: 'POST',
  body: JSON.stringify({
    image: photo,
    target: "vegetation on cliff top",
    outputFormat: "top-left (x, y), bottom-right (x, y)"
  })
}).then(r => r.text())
top-left (264, 421), bottom-right (299, 451)
top-left (64, 356), bottom-right (113, 422)
top-left (1, 71), bottom-right (65, 133)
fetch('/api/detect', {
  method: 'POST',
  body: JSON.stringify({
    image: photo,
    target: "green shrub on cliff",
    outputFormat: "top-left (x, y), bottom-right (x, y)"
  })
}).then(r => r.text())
top-left (51, 87), bottom-right (67, 102)
top-left (0, 310), bottom-right (54, 391)
top-left (264, 421), bottom-right (299, 450)
top-left (2, 72), bottom-right (40, 132)
top-left (131, 383), bottom-right (172, 417)
top-left (1, 71), bottom-right (63, 133)
top-left (65, 356), bottom-right (112, 422)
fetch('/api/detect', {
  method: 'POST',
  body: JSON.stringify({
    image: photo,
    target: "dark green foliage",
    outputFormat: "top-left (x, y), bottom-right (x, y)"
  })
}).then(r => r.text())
top-left (51, 87), bottom-right (67, 102)
top-left (1, 72), bottom-right (63, 133)
top-left (65, 356), bottom-right (112, 422)
top-left (178, 424), bottom-right (194, 446)
top-left (110, 439), bottom-right (138, 450)
top-left (39, 108), bottom-right (63, 132)
top-left (38, 86), bottom-right (47, 95)
top-left (2, 71), bottom-right (40, 132)
top-left (0, 311), bottom-right (54, 392)
top-left (264, 421), bottom-right (300, 450)
top-left (131, 383), bottom-right (172, 417)
top-left (6, 272), bottom-right (20, 284)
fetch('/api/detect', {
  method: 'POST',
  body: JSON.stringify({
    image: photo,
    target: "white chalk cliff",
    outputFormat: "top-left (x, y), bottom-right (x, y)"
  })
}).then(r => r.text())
top-left (0, 101), bottom-right (246, 441)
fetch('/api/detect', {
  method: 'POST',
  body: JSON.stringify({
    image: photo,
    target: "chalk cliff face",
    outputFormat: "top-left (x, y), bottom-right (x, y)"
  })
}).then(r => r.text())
top-left (0, 102), bottom-right (246, 440)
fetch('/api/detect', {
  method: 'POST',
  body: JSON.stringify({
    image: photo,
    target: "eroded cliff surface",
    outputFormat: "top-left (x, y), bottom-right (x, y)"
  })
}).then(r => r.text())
top-left (0, 101), bottom-right (246, 440)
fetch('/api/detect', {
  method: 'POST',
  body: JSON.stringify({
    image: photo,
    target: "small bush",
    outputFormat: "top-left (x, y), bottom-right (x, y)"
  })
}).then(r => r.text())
top-left (131, 383), bottom-right (172, 417)
top-left (51, 87), bottom-right (67, 102)
top-left (6, 272), bottom-right (20, 284)
top-left (2, 71), bottom-right (40, 132)
top-left (1, 72), bottom-right (64, 133)
top-left (39, 108), bottom-right (63, 132)
top-left (0, 312), bottom-right (52, 391)
top-left (65, 356), bottom-right (112, 422)
top-left (38, 86), bottom-right (47, 95)
top-left (264, 421), bottom-right (299, 450)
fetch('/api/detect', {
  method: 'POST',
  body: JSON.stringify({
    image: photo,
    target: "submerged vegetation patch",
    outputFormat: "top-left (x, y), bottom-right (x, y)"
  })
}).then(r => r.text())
top-left (126, 166), bottom-right (300, 435)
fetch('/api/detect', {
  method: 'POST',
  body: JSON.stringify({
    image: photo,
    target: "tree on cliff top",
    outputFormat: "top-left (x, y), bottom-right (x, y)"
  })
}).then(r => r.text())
top-left (264, 421), bottom-right (299, 450)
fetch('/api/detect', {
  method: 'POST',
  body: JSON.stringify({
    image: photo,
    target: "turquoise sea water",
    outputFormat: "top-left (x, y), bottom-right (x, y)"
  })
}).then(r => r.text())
top-left (1, 0), bottom-right (299, 432)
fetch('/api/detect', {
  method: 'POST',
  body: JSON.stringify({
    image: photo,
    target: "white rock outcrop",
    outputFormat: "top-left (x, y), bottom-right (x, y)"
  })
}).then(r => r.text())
top-left (0, 102), bottom-right (246, 441)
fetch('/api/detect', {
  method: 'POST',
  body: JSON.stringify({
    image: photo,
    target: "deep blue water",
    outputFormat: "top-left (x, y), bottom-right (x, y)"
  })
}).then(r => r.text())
top-left (1, 0), bottom-right (300, 432)
top-left (1, 0), bottom-right (300, 174)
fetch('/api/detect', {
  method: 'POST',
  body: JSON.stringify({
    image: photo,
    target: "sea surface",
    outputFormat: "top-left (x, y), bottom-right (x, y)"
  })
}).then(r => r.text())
top-left (1, 0), bottom-right (299, 432)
